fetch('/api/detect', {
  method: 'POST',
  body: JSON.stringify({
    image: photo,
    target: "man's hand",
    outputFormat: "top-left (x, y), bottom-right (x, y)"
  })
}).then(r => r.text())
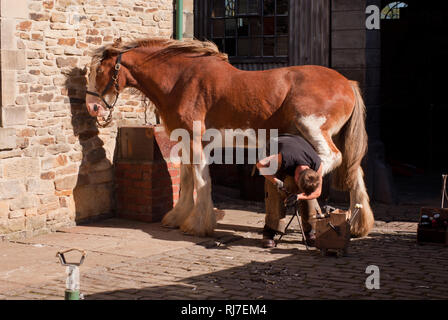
top-left (283, 193), bottom-right (304, 205)
top-left (297, 191), bottom-right (321, 201)
top-left (297, 193), bottom-right (306, 200)
top-left (274, 179), bottom-right (285, 192)
top-left (284, 193), bottom-right (298, 207)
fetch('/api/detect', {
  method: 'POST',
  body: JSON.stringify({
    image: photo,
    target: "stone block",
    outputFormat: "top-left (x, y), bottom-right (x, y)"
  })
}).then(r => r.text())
top-left (47, 144), bottom-right (72, 155)
top-left (1, 50), bottom-right (26, 70)
top-left (4, 158), bottom-right (39, 179)
top-left (0, 70), bottom-right (16, 106)
top-left (1, 0), bottom-right (29, 19)
top-left (0, 219), bottom-right (8, 234)
top-left (1, 106), bottom-right (27, 127)
top-left (0, 181), bottom-right (26, 200)
top-left (332, 30), bottom-right (366, 49)
top-left (10, 193), bottom-right (39, 210)
top-left (0, 128), bottom-right (16, 150)
top-left (73, 184), bottom-right (112, 220)
top-left (1, 18), bottom-right (17, 49)
top-left (7, 217), bottom-right (25, 232)
top-left (0, 201), bottom-right (9, 219)
top-left (332, 11), bottom-right (365, 30)
top-left (27, 179), bottom-right (55, 195)
top-left (26, 214), bottom-right (46, 231)
top-left (54, 175), bottom-right (78, 191)
top-left (51, 12), bottom-right (67, 23)
top-left (56, 57), bottom-right (78, 68)
top-left (332, 49), bottom-right (366, 68)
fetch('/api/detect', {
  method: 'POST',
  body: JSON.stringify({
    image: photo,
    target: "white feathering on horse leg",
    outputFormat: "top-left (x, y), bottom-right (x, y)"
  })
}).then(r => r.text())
top-left (296, 115), bottom-right (342, 176)
top-left (180, 157), bottom-right (216, 236)
top-left (349, 167), bottom-right (374, 237)
top-left (162, 164), bottom-right (194, 228)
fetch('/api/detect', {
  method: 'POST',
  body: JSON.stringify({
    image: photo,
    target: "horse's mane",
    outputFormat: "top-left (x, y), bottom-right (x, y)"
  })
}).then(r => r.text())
top-left (91, 38), bottom-right (229, 64)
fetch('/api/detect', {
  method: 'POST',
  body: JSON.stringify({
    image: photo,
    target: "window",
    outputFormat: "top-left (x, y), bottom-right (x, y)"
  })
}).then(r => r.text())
top-left (209, 0), bottom-right (289, 63)
top-left (381, 2), bottom-right (408, 20)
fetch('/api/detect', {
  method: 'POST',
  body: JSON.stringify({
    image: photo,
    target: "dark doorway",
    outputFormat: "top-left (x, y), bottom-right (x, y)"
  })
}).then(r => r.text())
top-left (380, 1), bottom-right (448, 175)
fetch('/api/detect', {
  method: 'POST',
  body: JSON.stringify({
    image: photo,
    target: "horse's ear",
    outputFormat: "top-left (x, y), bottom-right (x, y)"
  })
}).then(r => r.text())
top-left (113, 37), bottom-right (122, 48)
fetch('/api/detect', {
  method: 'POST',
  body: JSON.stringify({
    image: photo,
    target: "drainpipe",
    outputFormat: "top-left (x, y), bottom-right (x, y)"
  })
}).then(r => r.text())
top-left (176, 0), bottom-right (183, 40)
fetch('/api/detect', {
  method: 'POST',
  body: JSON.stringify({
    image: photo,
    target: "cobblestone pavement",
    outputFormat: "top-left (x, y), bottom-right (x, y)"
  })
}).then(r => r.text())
top-left (1, 188), bottom-right (448, 300)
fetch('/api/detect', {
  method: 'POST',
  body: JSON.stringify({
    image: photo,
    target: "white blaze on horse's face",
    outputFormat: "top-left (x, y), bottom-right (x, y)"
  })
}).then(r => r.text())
top-left (86, 62), bottom-right (109, 118)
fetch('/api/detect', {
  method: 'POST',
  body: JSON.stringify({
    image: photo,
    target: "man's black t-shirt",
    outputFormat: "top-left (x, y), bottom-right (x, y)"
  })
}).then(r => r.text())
top-left (270, 134), bottom-right (321, 178)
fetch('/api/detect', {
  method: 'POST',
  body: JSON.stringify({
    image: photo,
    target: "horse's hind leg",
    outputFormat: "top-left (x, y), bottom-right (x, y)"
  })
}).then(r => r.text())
top-left (296, 115), bottom-right (342, 176)
top-left (162, 163), bottom-right (194, 228)
top-left (349, 167), bottom-right (374, 237)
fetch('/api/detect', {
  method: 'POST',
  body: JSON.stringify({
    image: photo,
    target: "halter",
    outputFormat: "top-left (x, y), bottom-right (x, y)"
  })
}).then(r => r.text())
top-left (86, 52), bottom-right (124, 127)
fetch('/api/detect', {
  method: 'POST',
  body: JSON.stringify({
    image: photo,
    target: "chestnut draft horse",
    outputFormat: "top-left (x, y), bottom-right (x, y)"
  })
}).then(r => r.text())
top-left (86, 38), bottom-right (374, 238)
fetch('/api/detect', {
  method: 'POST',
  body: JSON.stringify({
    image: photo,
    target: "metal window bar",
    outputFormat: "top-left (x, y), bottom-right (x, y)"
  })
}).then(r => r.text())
top-left (209, 0), bottom-right (288, 62)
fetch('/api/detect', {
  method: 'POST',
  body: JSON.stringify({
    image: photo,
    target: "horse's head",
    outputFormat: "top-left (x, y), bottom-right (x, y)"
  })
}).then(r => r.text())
top-left (86, 39), bottom-right (127, 120)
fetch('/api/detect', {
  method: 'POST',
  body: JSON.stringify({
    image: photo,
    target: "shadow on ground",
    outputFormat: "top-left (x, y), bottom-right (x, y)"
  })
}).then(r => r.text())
top-left (85, 230), bottom-right (448, 300)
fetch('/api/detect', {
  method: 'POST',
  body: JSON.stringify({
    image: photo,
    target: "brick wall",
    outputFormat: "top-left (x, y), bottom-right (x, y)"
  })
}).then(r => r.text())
top-left (0, 0), bottom-right (173, 240)
top-left (115, 125), bottom-right (180, 223)
top-left (116, 161), bottom-right (180, 222)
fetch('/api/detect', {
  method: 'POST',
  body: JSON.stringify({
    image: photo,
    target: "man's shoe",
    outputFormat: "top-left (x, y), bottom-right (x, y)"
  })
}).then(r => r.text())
top-left (262, 238), bottom-right (276, 248)
top-left (262, 226), bottom-right (277, 248)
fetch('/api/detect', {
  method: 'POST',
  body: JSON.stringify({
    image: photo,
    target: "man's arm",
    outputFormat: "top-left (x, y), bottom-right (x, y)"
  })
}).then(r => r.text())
top-left (297, 163), bottom-right (323, 200)
top-left (256, 153), bottom-right (283, 187)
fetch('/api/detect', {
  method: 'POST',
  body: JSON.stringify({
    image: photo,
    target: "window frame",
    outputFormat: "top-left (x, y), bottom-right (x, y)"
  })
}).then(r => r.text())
top-left (206, 0), bottom-right (289, 64)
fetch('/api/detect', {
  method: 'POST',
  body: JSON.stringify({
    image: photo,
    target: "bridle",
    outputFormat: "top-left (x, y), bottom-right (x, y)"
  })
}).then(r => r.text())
top-left (86, 52), bottom-right (124, 127)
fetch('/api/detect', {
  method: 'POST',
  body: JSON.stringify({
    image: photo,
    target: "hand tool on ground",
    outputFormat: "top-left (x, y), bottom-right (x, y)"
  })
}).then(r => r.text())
top-left (56, 248), bottom-right (87, 300)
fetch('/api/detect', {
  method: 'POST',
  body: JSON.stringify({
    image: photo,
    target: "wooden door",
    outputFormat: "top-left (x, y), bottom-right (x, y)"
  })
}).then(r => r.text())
top-left (289, 0), bottom-right (330, 67)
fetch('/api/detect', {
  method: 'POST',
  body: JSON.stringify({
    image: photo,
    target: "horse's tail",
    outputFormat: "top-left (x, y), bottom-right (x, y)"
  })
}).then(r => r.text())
top-left (332, 81), bottom-right (374, 237)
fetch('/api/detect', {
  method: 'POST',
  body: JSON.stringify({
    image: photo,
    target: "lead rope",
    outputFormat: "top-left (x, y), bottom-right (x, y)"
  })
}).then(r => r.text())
top-left (442, 174), bottom-right (448, 209)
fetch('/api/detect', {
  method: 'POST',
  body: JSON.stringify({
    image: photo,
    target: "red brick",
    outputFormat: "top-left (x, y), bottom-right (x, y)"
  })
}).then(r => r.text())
top-left (17, 21), bottom-right (32, 31)
top-left (86, 29), bottom-right (99, 35)
top-left (30, 13), bottom-right (50, 21)
top-left (32, 33), bottom-right (43, 41)
top-left (41, 172), bottom-right (55, 180)
top-left (58, 38), bottom-right (76, 46)
top-left (168, 168), bottom-right (180, 178)
top-left (170, 176), bottom-right (180, 185)
top-left (43, 1), bottom-right (54, 9)
top-left (86, 36), bottom-right (102, 45)
top-left (39, 137), bottom-right (55, 146)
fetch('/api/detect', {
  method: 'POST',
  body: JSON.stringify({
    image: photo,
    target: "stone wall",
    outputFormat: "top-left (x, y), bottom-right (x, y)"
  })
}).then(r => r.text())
top-left (0, 0), bottom-right (173, 240)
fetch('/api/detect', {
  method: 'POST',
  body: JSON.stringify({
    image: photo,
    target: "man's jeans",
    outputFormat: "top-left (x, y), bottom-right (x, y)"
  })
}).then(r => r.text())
top-left (264, 176), bottom-right (321, 235)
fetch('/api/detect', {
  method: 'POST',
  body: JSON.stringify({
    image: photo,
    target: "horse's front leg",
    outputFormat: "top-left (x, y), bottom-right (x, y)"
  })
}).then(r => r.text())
top-left (161, 163), bottom-right (194, 228)
top-left (180, 141), bottom-right (216, 237)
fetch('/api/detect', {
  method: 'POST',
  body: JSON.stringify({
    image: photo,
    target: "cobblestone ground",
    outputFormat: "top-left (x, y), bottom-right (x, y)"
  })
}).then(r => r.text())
top-left (2, 186), bottom-right (448, 300)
